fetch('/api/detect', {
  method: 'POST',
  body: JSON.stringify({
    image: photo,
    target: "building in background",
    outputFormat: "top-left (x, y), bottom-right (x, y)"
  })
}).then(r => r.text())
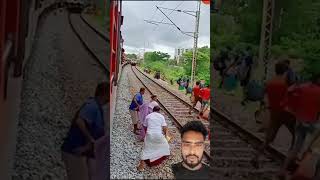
top-left (174, 48), bottom-right (193, 64)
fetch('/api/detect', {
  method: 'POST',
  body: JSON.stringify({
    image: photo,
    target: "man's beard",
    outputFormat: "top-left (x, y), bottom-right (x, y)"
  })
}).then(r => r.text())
top-left (182, 154), bottom-right (203, 168)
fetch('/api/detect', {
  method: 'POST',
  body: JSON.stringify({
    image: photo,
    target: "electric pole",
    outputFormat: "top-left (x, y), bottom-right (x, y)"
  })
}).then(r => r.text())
top-left (191, 1), bottom-right (201, 86)
top-left (258, 0), bottom-right (274, 82)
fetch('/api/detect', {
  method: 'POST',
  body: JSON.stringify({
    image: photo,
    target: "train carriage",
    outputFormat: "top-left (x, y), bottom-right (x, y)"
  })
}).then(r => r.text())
top-left (110, 0), bottom-right (124, 124)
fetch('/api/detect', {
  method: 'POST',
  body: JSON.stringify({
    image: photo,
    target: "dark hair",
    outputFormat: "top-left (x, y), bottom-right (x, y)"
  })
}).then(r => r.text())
top-left (275, 62), bottom-right (287, 75)
top-left (153, 106), bottom-right (161, 112)
top-left (180, 121), bottom-right (208, 140)
top-left (140, 88), bottom-right (145, 92)
top-left (196, 81), bottom-right (200, 85)
top-left (151, 95), bottom-right (157, 99)
top-left (95, 81), bottom-right (109, 97)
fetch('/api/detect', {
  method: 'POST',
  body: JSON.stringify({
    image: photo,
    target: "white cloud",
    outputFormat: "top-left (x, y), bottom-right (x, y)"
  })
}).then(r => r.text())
top-left (122, 1), bottom-right (210, 58)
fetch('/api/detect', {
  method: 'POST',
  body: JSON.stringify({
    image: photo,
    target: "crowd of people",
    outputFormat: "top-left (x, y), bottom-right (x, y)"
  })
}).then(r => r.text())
top-left (128, 87), bottom-right (209, 179)
top-left (251, 61), bottom-right (320, 180)
top-left (189, 81), bottom-right (211, 119)
top-left (214, 45), bottom-right (320, 179)
top-left (214, 46), bottom-right (254, 94)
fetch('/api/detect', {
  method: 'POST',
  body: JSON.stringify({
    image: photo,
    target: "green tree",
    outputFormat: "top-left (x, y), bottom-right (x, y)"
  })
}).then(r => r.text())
top-left (126, 53), bottom-right (138, 60)
top-left (144, 51), bottom-right (170, 63)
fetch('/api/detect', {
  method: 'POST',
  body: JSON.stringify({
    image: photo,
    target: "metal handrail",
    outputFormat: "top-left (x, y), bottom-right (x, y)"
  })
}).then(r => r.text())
top-left (2, 40), bottom-right (13, 63)
top-left (2, 39), bottom-right (13, 100)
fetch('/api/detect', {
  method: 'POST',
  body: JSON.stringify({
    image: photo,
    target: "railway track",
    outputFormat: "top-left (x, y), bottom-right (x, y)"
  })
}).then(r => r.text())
top-left (67, 7), bottom-right (285, 179)
top-left (68, 11), bottom-right (108, 73)
top-left (131, 66), bottom-right (211, 161)
top-left (133, 66), bottom-right (288, 179)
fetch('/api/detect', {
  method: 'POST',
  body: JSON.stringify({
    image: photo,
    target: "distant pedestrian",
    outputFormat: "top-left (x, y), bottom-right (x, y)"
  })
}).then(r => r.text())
top-left (185, 79), bottom-right (190, 95)
top-left (61, 82), bottom-right (109, 180)
top-left (129, 88), bottom-right (145, 134)
top-left (199, 80), bottom-right (206, 89)
top-left (199, 84), bottom-right (210, 118)
top-left (189, 81), bottom-right (202, 115)
top-left (283, 59), bottom-right (297, 86)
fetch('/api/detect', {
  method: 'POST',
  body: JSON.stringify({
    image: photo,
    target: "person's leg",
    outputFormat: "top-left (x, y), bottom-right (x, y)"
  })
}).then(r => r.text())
top-left (313, 155), bottom-right (320, 180)
top-left (283, 111), bottom-right (296, 150)
top-left (252, 111), bottom-right (281, 167)
top-left (280, 121), bottom-right (307, 177)
top-left (62, 151), bottom-right (90, 180)
top-left (199, 101), bottom-right (206, 117)
top-left (137, 160), bottom-right (145, 171)
top-left (129, 110), bottom-right (139, 134)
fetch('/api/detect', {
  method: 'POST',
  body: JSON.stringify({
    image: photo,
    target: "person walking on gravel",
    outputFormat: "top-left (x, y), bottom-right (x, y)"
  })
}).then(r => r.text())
top-left (189, 81), bottom-right (202, 115)
top-left (137, 106), bottom-right (170, 171)
top-left (279, 73), bottom-right (320, 180)
top-left (61, 82), bottom-right (109, 180)
top-left (252, 62), bottom-right (296, 168)
top-left (129, 88), bottom-right (145, 134)
top-left (172, 121), bottom-right (209, 179)
top-left (199, 84), bottom-right (210, 119)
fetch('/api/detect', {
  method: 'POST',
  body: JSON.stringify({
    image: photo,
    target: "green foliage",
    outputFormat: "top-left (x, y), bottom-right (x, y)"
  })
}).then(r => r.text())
top-left (212, 0), bottom-right (320, 79)
top-left (141, 47), bottom-right (210, 84)
top-left (126, 53), bottom-right (138, 60)
top-left (144, 51), bottom-right (170, 63)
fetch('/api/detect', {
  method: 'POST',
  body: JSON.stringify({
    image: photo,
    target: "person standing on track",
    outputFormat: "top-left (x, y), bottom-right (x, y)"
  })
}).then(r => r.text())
top-left (137, 106), bottom-right (170, 171)
top-left (61, 82), bottom-right (109, 180)
top-left (129, 88), bottom-right (145, 135)
top-left (279, 73), bottom-right (320, 179)
top-left (252, 62), bottom-right (296, 167)
top-left (189, 81), bottom-right (202, 115)
top-left (172, 121), bottom-right (209, 179)
top-left (199, 84), bottom-right (210, 118)
top-left (138, 95), bottom-right (159, 141)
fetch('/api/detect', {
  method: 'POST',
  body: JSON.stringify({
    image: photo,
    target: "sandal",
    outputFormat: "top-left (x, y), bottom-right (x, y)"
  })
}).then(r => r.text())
top-left (137, 163), bottom-right (145, 172)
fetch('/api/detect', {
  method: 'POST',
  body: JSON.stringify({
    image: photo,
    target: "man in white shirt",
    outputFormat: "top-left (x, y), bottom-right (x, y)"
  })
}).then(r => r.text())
top-left (137, 106), bottom-right (170, 171)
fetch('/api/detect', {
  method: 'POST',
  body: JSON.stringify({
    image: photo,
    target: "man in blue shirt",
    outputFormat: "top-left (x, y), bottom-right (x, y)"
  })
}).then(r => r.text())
top-left (129, 88), bottom-right (145, 134)
top-left (61, 82), bottom-right (108, 180)
top-left (284, 60), bottom-right (297, 86)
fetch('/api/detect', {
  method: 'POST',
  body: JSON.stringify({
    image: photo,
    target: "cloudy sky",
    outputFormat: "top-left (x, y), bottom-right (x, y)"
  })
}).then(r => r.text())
top-left (122, 1), bottom-right (210, 58)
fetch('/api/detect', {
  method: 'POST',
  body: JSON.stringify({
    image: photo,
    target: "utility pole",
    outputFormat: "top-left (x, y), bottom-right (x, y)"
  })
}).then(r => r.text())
top-left (258, 0), bottom-right (274, 82)
top-left (190, 1), bottom-right (201, 86)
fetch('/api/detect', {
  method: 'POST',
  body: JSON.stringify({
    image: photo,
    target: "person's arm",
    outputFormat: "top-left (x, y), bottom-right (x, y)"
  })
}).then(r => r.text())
top-left (133, 95), bottom-right (139, 106)
top-left (162, 126), bottom-right (168, 136)
top-left (76, 117), bottom-right (94, 143)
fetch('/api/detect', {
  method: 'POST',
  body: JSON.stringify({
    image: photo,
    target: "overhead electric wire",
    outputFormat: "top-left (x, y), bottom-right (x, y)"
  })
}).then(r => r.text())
top-left (156, 6), bottom-right (197, 17)
top-left (152, 1), bottom-right (184, 32)
top-left (156, 5), bottom-right (194, 38)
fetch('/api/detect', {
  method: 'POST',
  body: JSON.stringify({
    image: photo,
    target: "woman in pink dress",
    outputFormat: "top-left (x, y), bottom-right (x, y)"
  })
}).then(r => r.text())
top-left (138, 95), bottom-right (159, 141)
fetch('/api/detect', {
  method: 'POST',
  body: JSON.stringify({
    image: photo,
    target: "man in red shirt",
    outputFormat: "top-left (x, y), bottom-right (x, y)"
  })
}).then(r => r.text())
top-left (199, 84), bottom-right (210, 118)
top-left (252, 62), bottom-right (296, 167)
top-left (280, 73), bottom-right (320, 179)
top-left (189, 81), bottom-right (202, 115)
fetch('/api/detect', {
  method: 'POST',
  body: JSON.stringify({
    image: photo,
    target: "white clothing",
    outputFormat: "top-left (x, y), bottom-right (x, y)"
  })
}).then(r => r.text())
top-left (141, 112), bottom-right (170, 161)
top-left (148, 101), bottom-right (159, 110)
top-left (145, 112), bottom-right (167, 134)
top-left (141, 132), bottom-right (170, 161)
